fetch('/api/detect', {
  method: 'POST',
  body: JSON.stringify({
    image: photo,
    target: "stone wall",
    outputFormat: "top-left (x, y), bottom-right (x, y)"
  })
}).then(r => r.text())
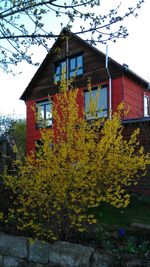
top-left (0, 233), bottom-right (150, 267)
top-left (0, 233), bottom-right (112, 267)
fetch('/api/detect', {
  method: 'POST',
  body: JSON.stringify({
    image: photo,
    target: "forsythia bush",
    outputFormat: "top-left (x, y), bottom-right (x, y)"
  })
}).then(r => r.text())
top-left (2, 80), bottom-right (149, 241)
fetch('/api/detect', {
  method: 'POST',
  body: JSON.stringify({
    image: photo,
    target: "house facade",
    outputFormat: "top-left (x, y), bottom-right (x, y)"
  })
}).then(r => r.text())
top-left (20, 28), bottom-right (150, 156)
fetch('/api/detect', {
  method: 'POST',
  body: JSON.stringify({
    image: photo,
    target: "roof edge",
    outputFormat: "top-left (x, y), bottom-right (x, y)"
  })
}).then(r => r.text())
top-left (20, 28), bottom-right (150, 101)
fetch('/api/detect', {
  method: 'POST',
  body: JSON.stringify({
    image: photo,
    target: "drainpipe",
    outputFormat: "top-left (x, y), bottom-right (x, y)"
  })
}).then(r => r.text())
top-left (66, 35), bottom-right (69, 91)
top-left (122, 72), bottom-right (125, 119)
top-left (106, 44), bottom-right (112, 120)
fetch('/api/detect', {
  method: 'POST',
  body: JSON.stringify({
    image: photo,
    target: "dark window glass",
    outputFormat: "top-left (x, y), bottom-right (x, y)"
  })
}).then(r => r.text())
top-left (54, 54), bottom-right (83, 81)
top-left (70, 58), bottom-right (76, 70)
top-left (36, 100), bottom-right (52, 128)
top-left (55, 66), bottom-right (60, 75)
top-left (54, 60), bottom-right (66, 82)
top-left (84, 87), bottom-right (108, 119)
top-left (69, 54), bottom-right (83, 78)
top-left (77, 55), bottom-right (83, 68)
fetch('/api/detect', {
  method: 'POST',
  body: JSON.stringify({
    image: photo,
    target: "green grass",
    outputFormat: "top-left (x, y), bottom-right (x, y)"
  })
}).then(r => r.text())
top-left (78, 194), bottom-right (150, 258)
top-left (92, 194), bottom-right (150, 227)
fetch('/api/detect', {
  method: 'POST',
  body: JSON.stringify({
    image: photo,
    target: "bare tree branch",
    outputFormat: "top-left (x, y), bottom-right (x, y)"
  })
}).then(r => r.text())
top-left (0, 0), bottom-right (145, 72)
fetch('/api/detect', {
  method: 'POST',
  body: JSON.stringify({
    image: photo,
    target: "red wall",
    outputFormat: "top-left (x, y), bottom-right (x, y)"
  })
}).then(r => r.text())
top-left (26, 91), bottom-right (85, 155)
top-left (112, 77), bottom-right (123, 113)
top-left (26, 99), bottom-right (41, 154)
top-left (123, 77), bottom-right (150, 119)
top-left (26, 77), bottom-right (149, 155)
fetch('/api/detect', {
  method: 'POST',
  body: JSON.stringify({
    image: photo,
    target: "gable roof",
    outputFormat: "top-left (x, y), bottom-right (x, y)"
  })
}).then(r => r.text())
top-left (20, 28), bottom-right (150, 101)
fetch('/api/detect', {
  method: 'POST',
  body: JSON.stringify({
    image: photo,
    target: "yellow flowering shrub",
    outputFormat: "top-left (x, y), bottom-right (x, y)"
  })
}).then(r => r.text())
top-left (2, 80), bottom-right (149, 241)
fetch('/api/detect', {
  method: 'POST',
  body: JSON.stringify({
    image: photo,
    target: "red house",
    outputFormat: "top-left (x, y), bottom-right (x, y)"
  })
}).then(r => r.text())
top-left (20, 28), bottom-right (150, 156)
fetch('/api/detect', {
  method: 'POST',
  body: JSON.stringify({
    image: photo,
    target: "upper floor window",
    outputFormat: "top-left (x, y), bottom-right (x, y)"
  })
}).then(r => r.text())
top-left (69, 54), bottom-right (83, 78)
top-left (36, 100), bottom-right (52, 128)
top-left (54, 60), bottom-right (66, 82)
top-left (54, 54), bottom-right (83, 82)
top-left (84, 87), bottom-right (108, 119)
top-left (144, 95), bottom-right (149, 117)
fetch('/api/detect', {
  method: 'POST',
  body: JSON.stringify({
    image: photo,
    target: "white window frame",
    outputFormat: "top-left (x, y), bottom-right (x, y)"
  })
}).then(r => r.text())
top-left (144, 94), bottom-right (149, 117)
top-left (36, 100), bottom-right (52, 128)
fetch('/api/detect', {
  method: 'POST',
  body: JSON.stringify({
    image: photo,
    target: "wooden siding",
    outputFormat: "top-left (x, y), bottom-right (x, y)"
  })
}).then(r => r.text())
top-left (26, 90), bottom-right (84, 154)
top-left (25, 34), bottom-right (122, 101)
top-left (26, 100), bottom-right (41, 153)
top-left (123, 77), bottom-right (150, 119)
top-left (112, 78), bottom-right (123, 113)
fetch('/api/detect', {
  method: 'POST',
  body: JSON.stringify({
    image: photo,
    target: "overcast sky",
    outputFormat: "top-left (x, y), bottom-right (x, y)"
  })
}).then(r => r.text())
top-left (0, 0), bottom-right (150, 118)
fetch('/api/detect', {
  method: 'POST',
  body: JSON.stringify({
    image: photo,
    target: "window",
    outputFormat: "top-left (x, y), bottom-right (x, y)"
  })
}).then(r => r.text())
top-left (36, 100), bottom-right (52, 128)
top-left (84, 87), bottom-right (108, 119)
top-left (144, 95), bottom-right (149, 117)
top-left (69, 54), bottom-right (83, 78)
top-left (54, 54), bottom-right (83, 82)
top-left (54, 60), bottom-right (66, 82)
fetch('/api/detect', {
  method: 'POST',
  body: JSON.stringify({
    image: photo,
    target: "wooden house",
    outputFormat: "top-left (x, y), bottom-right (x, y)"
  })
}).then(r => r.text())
top-left (20, 28), bottom-right (150, 157)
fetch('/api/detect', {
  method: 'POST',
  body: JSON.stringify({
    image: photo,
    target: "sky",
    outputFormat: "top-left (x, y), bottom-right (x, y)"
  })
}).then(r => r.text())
top-left (0, 0), bottom-right (150, 118)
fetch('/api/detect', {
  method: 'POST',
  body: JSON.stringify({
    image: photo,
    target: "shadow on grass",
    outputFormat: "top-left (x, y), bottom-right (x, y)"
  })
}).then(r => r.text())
top-left (91, 193), bottom-right (150, 227)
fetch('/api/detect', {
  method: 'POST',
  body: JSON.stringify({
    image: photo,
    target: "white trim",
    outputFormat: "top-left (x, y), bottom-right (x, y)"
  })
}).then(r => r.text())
top-left (144, 94), bottom-right (150, 117)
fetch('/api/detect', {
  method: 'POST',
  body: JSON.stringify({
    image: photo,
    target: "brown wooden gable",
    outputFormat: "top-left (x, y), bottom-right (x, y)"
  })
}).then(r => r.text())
top-left (20, 28), bottom-right (149, 101)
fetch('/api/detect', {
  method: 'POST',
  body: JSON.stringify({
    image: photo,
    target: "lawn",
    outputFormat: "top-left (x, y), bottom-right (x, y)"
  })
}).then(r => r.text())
top-left (79, 193), bottom-right (150, 260)
top-left (92, 193), bottom-right (150, 227)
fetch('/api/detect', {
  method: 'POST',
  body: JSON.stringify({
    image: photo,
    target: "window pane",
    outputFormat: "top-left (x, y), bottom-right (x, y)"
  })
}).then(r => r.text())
top-left (77, 68), bottom-right (83, 76)
top-left (98, 87), bottom-right (107, 111)
top-left (54, 64), bottom-right (61, 82)
top-left (85, 91), bottom-right (90, 112)
top-left (98, 110), bottom-right (107, 117)
top-left (46, 103), bottom-right (52, 119)
top-left (70, 58), bottom-right (76, 70)
top-left (46, 119), bottom-right (52, 127)
top-left (70, 71), bottom-right (75, 78)
top-left (37, 105), bottom-right (44, 120)
top-left (36, 101), bottom-right (52, 128)
top-left (84, 87), bottom-right (108, 119)
top-left (77, 55), bottom-right (83, 68)
top-left (54, 60), bottom-right (66, 82)
top-left (61, 61), bottom-right (66, 72)
top-left (85, 91), bottom-right (92, 119)
top-left (55, 75), bottom-right (60, 82)
top-left (55, 65), bottom-right (60, 75)
top-left (69, 54), bottom-right (83, 78)
top-left (41, 106), bottom-right (45, 119)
